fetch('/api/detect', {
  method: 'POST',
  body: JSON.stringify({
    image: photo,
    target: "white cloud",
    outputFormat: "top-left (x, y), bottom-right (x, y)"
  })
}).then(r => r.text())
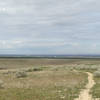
top-left (0, 0), bottom-right (99, 54)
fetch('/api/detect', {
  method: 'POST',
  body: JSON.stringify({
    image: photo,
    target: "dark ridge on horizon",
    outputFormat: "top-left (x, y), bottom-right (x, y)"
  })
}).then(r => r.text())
top-left (0, 54), bottom-right (100, 59)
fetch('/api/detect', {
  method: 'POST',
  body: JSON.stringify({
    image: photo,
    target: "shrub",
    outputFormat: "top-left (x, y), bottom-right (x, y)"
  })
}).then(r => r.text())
top-left (0, 80), bottom-right (4, 88)
top-left (33, 67), bottom-right (43, 71)
top-left (16, 71), bottom-right (27, 78)
top-left (26, 68), bottom-right (34, 72)
top-left (94, 70), bottom-right (100, 77)
top-left (74, 65), bottom-right (98, 70)
top-left (25, 67), bottom-right (43, 72)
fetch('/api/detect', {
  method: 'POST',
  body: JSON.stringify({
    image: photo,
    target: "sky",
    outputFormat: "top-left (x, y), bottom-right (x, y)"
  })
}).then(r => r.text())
top-left (0, 0), bottom-right (100, 55)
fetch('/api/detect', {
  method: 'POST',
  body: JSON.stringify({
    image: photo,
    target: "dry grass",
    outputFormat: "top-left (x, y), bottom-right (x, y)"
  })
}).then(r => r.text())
top-left (0, 70), bottom-right (86, 88)
top-left (1, 58), bottom-right (99, 100)
top-left (0, 66), bottom-right (87, 100)
top-left (0, 58), bottom-right (100, 69)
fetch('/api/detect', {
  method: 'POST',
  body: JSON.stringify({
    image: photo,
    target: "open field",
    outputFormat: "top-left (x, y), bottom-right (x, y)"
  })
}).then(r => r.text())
top-left (0, 70), bottom-right (88, 100)
top-left (0, 58), bottom-right (100, 100)
top-left (0, 58), bottom-right (100, 69)
top-left (91, 76), bottom-right (100, 99)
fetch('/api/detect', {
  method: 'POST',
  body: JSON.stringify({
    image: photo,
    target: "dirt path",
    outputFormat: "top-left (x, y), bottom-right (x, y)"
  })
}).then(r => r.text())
top-left (75, 72), bottom-right (95, 100)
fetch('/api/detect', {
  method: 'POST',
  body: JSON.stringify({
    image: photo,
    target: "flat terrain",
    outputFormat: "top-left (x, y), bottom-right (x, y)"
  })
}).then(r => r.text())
top-left (0, 58), bottom-right (100, 69)
top-left (0, 58), bottom-right (99, 100)
top-left (75, 72), bottom-right (95, 100)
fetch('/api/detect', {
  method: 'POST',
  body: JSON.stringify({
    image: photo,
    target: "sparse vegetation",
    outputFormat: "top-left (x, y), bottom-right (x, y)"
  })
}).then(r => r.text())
top-left (0, 80), bottom-right (4, 88)
top-left (94, 70), bottom-right (100, 77)
top-left (33, 67), bottom-right (43, 71)
top-left (0, 58), bottom-right (99, 100)
top-left (90, 68), bottom-right (100, 99)
top-left (0, 70), bottom-right (87, 100)
top-left (16, 71), bottom-right (27, 78)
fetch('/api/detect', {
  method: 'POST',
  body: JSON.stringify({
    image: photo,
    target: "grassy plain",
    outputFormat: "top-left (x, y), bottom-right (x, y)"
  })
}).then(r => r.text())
top-left (0, 58), bottom-right (100, 100)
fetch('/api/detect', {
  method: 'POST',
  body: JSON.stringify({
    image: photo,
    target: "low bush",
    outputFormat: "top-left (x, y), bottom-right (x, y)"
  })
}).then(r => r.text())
top-left (16, 71), bottom-right (27, 78)
top-left (33, 67), bottom-right (43, 71)
top-left (74, 65), bottom-right (98, 71)
top-left (0, 80), bottom-right (4, 88)
top-left (94, 70), bottom-right (100, 77)
top-left (25, 67), bottom-right (43, 72)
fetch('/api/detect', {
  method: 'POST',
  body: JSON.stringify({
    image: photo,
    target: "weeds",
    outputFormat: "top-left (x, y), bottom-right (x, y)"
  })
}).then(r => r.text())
top-left (0, 80), bottom-right (4, 88)
top-left (16, 71), bottom-right (27, 78)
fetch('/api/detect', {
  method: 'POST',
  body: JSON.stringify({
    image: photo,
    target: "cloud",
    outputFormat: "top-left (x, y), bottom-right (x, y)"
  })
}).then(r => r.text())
top-left (0, 0), bottom-right (100, 54)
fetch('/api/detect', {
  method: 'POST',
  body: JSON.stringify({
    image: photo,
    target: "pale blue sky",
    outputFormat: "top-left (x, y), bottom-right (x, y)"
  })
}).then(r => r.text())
top-left (0, 0), bottom-right (100, 54)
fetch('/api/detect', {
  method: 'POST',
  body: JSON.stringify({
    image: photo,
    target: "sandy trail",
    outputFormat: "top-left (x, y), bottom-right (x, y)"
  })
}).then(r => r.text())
top-left (75, 72), bottom-right (95, 100)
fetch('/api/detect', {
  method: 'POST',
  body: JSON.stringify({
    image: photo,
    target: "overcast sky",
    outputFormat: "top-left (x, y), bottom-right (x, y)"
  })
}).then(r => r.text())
top-left (0, 0), bottom-right (100, 55)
